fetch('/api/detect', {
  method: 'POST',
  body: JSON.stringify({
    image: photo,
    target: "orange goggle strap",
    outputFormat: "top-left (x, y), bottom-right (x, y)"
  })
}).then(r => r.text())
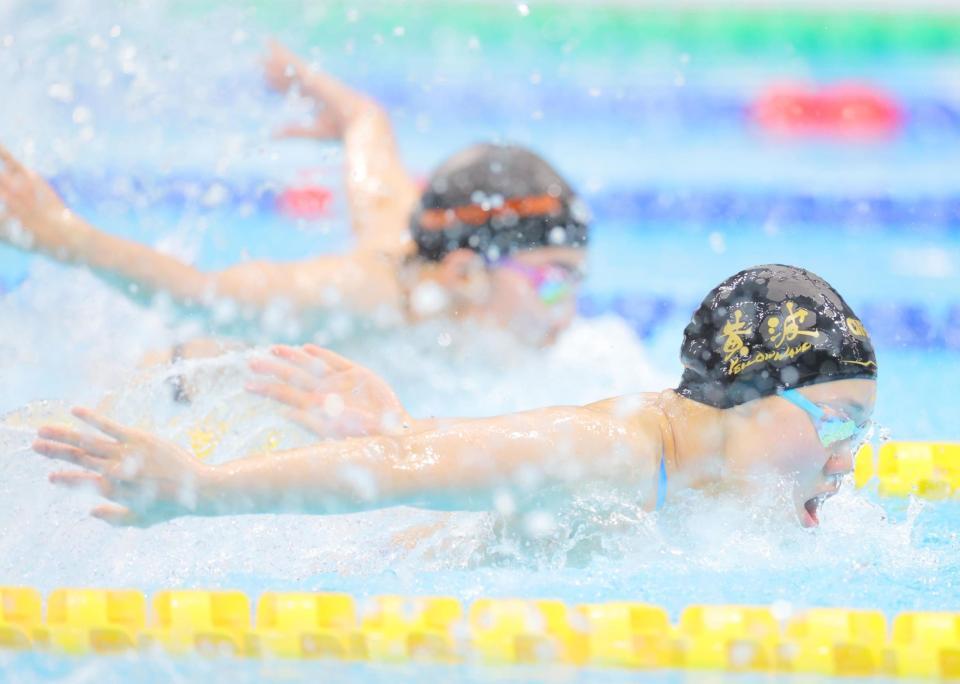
top-left (417, 194), bottom-right (564, 231)
top-left (411, 194), bottom-right (588, 262)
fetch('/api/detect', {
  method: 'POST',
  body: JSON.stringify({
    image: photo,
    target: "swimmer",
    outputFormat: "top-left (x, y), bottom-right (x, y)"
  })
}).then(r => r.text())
top-left (0, 42), bottom-right (588, 346)
top-left (32, 265), bottom-right (877, 528)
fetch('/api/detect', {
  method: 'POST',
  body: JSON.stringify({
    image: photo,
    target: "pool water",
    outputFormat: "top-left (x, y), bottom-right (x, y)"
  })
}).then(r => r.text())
top-left (1, 1), bottom-right (960, 681)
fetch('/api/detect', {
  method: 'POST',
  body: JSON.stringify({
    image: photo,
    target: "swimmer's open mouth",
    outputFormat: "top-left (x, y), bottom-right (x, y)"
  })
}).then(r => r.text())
top-left (802, 492), bottom-right (834, 528)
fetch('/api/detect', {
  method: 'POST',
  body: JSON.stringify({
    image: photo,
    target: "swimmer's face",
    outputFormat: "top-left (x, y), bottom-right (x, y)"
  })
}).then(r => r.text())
top-left (725, 379), bottom-right (877, 528)
top-left (485, 247), bottom-right (586, 346)
top-left (433, 246), bottom-right (584, 345)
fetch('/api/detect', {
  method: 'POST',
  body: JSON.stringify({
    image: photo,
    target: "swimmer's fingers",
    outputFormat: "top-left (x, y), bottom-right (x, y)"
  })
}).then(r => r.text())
top-left (302, 344), bottom-right (354, 371)
top-left (272, 344), bottom-right (343, 374)
top-left (340, 369), bottom-right (373, 391)
top-left (263, 40), bottom-right (305, 93)
top-left (246, 380), bottom-right (313, 409)
top-left (0, 143), bottom-right (26, 175)
top-left (248, 355), bottom-right (321, 392)
top-left (33, 439), bottom-right (110, 472)
top-left (91, 503), bottom-right (140, 527)
top-left (49, 470), bottom-right (113, 496)
top-left (36, 425), bottom-right (120, 459)
top-left (71, 407), bottom-right (136, 441)
top-left (301, 370), bottom-right (374, 398)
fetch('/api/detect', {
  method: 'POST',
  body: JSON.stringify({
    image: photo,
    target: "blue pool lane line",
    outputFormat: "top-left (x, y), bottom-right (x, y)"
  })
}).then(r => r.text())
top-left (48, 173), bottom-right (960, 229)
top-left (2, 174), bottom-right (957, 350)
top-left (0, 260), bottom-right (952, 351)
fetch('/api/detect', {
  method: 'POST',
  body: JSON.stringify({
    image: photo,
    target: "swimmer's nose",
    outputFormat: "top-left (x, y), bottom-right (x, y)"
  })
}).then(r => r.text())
top-left (824, 450), bottom-right (854, 478)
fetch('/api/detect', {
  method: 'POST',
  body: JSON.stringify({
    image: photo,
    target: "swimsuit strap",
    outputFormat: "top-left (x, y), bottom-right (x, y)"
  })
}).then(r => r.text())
top-left (656, 452), bottom-right (668, 511)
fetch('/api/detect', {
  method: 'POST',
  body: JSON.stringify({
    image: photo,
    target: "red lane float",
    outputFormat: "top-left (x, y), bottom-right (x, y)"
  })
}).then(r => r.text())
top-left (277, 185), bottom-right (334, 220)
top-left (753, 83), bottom-right (902, 140)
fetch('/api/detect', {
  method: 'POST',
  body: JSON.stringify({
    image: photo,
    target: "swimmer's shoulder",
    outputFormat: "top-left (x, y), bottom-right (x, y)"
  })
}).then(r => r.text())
top-left (583, 392), bottom-right (666, 455)
top-left (296, 247), bottom-right (407, 312)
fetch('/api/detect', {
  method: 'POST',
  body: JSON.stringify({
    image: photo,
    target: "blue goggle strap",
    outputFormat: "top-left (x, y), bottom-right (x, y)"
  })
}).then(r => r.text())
top-left (780, 389), bottom-right (825, 420)
top-left (780, 389), bottom-right (857, 446)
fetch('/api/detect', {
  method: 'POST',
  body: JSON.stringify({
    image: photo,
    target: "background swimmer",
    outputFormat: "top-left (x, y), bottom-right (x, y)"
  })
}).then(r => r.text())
top-left (0, 42), bottom-right (588, 347)
top-left (33, 265), bottom-right (876, 529)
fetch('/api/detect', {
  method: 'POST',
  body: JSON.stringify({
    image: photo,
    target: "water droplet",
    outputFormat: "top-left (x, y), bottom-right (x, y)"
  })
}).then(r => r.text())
top-left (72, 106), bottom-right (92, 124)
top-left (708, 231), bottom-right (726, 254)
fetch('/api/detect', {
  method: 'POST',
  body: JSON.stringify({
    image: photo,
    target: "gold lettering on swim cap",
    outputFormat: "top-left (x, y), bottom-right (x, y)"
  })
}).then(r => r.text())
top-left (720, 310), bottom-right (752, 363)
top-left (765, 301), bottom-right (819, 349)
top-left (728, 342), bottom-right (814, 376)
top-left (846, 317), bottom-right (868, 338)
top-left (841, 359), bottom-right (877, 369)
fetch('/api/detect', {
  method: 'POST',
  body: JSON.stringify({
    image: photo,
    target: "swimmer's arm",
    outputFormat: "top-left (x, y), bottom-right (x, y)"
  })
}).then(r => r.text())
top-left (1, 200), bottom-right (392, 314)
top-left (202, 405), bottom-right (660, 515)
top-left (207, 252), bottom-right (399, 314)
top-left (0, 146), bottom-right (397, 313)
top-left (0, 145), bottom-right (206, 302)
top-left (266, 42), bottom-right (419, 253)
top-left (36, 405), bottom-right (659, 525)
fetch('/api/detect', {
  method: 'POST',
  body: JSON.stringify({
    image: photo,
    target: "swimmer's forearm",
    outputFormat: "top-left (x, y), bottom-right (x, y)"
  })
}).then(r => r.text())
top-left (57, 216), bottom-right (345, 313)
top-left (298, 69), bottom-right (368, 125)
top-left (299, 71), bottom-right (418, 249)
top-left (22, 210), bottom-right (209, 303)
top-left (65, 218), bottom-right (210, 302)
top-left (201, 433), bottom-right (507, 515)
top-left (342, 110), bottom-right (419, 251)
top-left (196, 408), bottom-right (649, 516)
top-left (197, 435), bottom-right (436, 515)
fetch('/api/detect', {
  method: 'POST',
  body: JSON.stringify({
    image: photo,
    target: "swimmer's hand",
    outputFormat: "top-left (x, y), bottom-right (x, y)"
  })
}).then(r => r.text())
top-left (0, 144), bottom-right (88, 256)
top-left (263, 40), bottom-right (373, 141)
top-left (247, 344), bottom-right (413, 438)
top-left (263, 40), bottom-right (308, 95)
top-left (33, 407), bottom-right (214, 527)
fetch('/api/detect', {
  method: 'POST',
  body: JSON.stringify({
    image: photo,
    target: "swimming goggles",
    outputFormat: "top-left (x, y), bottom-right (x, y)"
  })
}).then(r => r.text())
top-left (779, 389), bottom-right (867, 448)
top-left (496, 259), bottom-right (586, 305)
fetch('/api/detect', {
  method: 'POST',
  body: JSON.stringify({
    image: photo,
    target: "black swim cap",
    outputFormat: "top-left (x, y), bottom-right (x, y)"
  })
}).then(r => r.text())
top-left (410, 143), bottom-right (590, 262)
top-left (677, 265), bottom-right (877, 408)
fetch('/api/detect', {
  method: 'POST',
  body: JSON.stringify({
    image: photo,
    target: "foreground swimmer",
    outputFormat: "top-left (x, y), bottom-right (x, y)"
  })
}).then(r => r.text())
top-left (33, 265), bottom-right (877, 528)
top-left (0, 42), bottom-right (588, 346)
